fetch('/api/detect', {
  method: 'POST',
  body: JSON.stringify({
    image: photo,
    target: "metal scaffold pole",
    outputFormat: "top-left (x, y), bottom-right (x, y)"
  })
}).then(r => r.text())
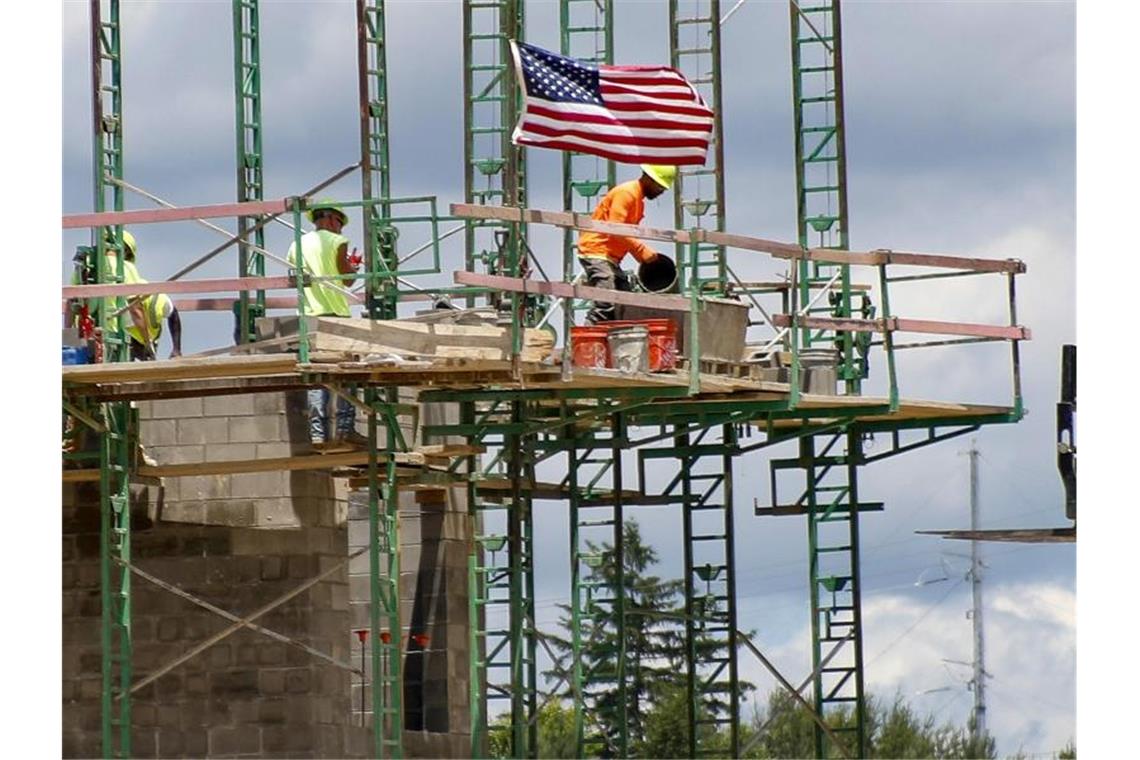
top-left (560, 0), bottom-right (615, 294)
top-left (232, 0), bottom-right (266, 344)
top-left (366, 389), bottom-right (405, 758)
top-left (357, 0), bottom-right (396, 321)
top-left (667, 423), bottom-right (740, 756)
top-left (463, 0), bottom-right (528, 308)
top-left (669, 0), bottom-right (727, 293)
top-left (787, 3), bottom-right (867, 756)
top-left (90, 1), bottom-right (133, 756)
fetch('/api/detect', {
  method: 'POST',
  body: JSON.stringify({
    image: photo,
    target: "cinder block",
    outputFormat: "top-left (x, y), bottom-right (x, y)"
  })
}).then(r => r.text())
top-left (176, 700), bottom-right (208, 730)
top-left (148, 397), bottom-right (203, 420)
top-left (347, 519), bottom-right (374, 550)
top-left (228, 414), bottom-right (283, 444)
top-left (229, 470), bottom-right (287, 500)
top-left (234, 642), bottom-right (258, 667)
top-left (261, 669), bottom-right (287, 695)
top-left (141, 418), bottom-right (177, 447)
top-left (209, 726), bottom-right (260, 756)
top-left (185, 673), bottom-right (208, 696)
top-left (176, 416), bottom-right (229, 446)
top-left (205, 442), bottom-right (257, 462)
top-left (161, 444), bottom-right (206, 466)
top-left (203, 394), bottom-right (255, 418)
top-left (179, 474), bottom-right (229, 501)
top-left (255, 391), bottom-right (291, 416)
top-left (255, 441), bottom-right (297, 460)
top-left (254, 497), bottom-right (302, 528)
top-left (183, 729), bottom-right (208, 757)
top-left (129, 729), bottom-right (157, 757)
top-left (205, 500), bottom-right (256, 527)
top-left (157, 500), bottom-right (206, 525)
top-left (258, 643), bottom-right (288, 667)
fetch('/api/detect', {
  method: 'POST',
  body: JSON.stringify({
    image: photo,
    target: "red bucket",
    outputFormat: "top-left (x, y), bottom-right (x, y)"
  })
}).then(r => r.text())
top-left (570, 325), bottom-right (611, 368)
top-left (644, 319), bottom-right (678, 372)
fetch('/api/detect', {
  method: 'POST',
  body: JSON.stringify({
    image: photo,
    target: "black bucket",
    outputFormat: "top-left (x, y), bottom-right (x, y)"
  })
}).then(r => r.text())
top-left (637, 254), bottom-right (678, 293)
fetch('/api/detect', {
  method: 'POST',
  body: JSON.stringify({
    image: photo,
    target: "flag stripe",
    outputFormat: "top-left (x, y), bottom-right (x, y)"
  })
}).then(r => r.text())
top-left (514, 133), bottom-right (708, 164)
top-left (518, 120), bottom-right (711, 148)
top-left (526, 101), bottom-right (713, 132)
top-left (602, 99), bottom-right (714, 118)
top-left (600, 82), bottom-right (698, 101)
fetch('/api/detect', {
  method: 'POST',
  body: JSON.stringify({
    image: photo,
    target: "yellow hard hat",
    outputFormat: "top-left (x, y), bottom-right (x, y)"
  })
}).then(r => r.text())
top-left (104, 230), bottom-right (138, 257)
top-left (640, 164), bottom-right (677, 191)
top-left (307, 200), bottom-right (348, 225)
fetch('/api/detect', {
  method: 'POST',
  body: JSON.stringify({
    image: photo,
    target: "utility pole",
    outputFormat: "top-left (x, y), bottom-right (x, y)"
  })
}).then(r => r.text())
top-left (967, 439), bottom-right (987, 741)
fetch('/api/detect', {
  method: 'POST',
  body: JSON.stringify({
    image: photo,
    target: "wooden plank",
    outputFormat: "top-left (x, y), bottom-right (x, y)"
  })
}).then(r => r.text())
top-left (451, 204), bottom-right (1026, 275)
top-left (261, 315), bottom-right (555, 362)
top-left (451, 203), bottom-right (694, 246)
top-left (62, 199), bottom-right (290, 229)
top-left (771, 314), bottom-right (1030, 340)
top-left (881, 250), bottom-right (1026, 274)
top-left (455, 271), bottom-right (694, 313)
top-left (172, 296), bottom-right (297, 311)
top-left (63, 275), bottom-right (296, 300)
top-left (136, 450), bottom-right (424, 478)
top-left (62, 354), bottom-right (298, 385)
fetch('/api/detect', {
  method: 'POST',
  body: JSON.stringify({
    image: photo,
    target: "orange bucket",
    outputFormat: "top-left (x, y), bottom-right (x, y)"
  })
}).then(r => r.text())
top-left (644, 319), bottom-right (678, 372)
top-left (570, 325), bottom-right (611, 368)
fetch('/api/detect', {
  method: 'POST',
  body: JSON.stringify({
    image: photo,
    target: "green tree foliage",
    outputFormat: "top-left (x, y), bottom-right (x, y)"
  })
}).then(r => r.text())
top-left (740, 689), bottom-right (1000, 759)
top-left (544, 519), bottom-right (685, 752)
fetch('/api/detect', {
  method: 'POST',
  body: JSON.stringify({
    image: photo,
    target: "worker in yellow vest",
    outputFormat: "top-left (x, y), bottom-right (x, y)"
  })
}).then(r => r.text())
top-left (287, 200), bottom-right (366, 447)
top-left (113, 231), bottom-right (183, 361)
top-left (69, 230), bottom-right (144, 340)
top-left (576, 164), bottom-right (675, 324)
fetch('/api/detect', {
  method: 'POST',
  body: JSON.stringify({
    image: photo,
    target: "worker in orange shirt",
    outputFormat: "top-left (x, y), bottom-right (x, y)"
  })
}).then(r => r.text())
top-left (576, 164), bottom-right (676, 324)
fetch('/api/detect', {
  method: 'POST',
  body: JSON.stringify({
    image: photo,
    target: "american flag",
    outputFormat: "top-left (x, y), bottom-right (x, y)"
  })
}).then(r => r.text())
top-left (509, 40), bottom-right (713, 166)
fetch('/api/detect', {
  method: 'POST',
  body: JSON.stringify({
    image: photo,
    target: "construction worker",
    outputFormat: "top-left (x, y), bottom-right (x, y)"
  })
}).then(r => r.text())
top-left (115, 231), bottom-right (183, 361)
top-left (576, 164), bottom-right (676, 324)
top-left (69, 230), bottom-right (143, 341)
top-left (286, 200), bottom-right (366, 447)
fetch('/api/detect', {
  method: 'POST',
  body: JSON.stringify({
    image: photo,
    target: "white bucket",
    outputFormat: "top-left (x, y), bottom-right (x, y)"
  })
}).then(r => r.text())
top-left (607, 326), bottom-right (649, 374)
top-left (798, 348), bottom-right (838, 395)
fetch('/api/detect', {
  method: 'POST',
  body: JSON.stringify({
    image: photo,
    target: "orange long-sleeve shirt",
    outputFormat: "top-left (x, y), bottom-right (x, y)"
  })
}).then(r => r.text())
top-left (576, 180), bottom-right (657, 265)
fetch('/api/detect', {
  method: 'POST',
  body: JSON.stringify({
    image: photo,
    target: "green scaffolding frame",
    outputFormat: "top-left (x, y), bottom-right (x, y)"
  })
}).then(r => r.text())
top-left (67, 4), bottom-right (1034, 760)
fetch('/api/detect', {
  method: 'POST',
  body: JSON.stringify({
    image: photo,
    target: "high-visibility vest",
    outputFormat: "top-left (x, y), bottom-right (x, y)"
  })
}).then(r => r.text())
top-left (286, 229), bottom-right (351, 317)
top-left (69, 252), bottom-right (142, 335)
top-left (125, 291), bottom-right (173, 346)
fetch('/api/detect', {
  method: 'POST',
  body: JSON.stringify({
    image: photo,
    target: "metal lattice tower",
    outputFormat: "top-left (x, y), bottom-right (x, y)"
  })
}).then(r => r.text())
top-left (357, 0), bottom-right (397, 321)
top-left (671, 425), bottom-right (739, 757)
top-left (463, 0), bottom-right (527, 308)
top-left (669, 0), bottom-right (727, 293)
top-left (560, 0), bottom-right (615, 279)
top-left (232, 0), bottom-right (266, 343)
top-left (448, 397), bottom-right (538, 759)
top-left (90, 1), bottom-right (132, 756)
top-left (566, 412), bottom-right (630, 757)
top-left (788, 2), bottom-right (868, 756)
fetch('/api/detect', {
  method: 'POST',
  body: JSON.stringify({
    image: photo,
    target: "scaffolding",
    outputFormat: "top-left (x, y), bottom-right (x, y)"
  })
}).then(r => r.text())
top-left (62, 2), bottom-right (1031, 759)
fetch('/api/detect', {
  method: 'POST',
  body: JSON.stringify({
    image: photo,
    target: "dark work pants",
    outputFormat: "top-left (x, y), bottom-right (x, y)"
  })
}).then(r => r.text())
top-left (579, 256), bottom-right (631, 324)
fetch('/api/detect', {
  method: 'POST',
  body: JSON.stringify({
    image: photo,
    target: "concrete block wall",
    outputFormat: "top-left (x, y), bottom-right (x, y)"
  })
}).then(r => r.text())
top-left (135, 392), bottom-right (347, 529)
top-left (63, 390), bottom-right (472, 758)
top-left (346, 485), bottom-right (471, 758)
top-left (63, 482), bottom-right (350, 758)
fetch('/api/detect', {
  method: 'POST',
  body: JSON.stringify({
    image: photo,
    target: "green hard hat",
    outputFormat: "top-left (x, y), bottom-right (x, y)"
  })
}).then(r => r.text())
top-left (307, 199), bottom-right (348, 225)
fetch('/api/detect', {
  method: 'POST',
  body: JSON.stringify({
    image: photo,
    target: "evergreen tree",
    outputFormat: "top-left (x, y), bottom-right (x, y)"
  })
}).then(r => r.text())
top-left (544, 519), bottom-right (684, 753)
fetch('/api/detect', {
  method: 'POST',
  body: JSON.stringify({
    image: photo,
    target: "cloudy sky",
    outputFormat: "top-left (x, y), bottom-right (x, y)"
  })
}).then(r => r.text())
top-left (47, 0), bottom-right (1091, 756)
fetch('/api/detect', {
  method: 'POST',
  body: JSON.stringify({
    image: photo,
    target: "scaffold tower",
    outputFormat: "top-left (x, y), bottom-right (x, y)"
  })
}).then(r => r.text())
top-left (61, 3), bottom-right (1034, 760)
